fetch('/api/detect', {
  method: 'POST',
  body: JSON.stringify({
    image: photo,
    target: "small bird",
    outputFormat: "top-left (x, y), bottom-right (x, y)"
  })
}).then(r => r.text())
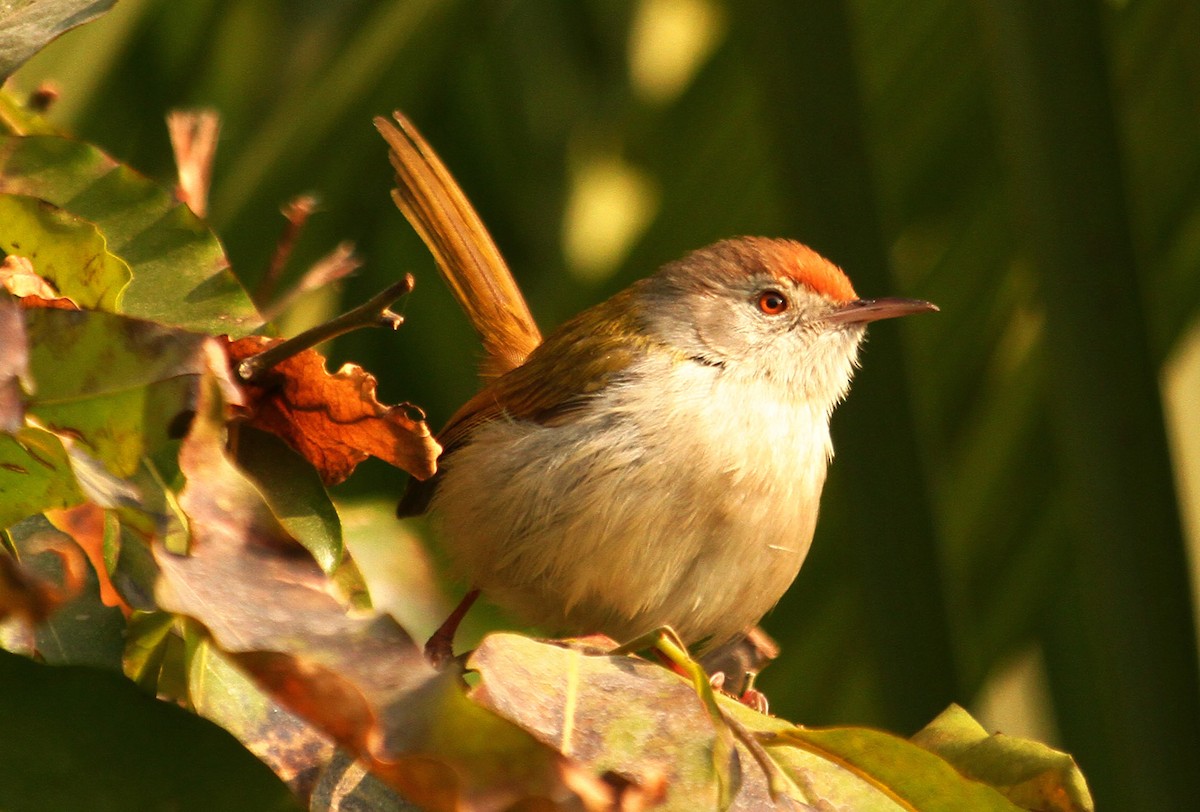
top-left (400, 236), bottom-right (936, 653)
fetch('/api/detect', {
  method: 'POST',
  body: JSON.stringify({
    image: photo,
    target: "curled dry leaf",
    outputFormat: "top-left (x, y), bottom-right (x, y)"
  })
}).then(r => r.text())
top-left (224, 335), bottom-right (440, 485)
top-left (910, 704), bottom-right (1094, 812)
top-left (0, 254), bottom-right (78, 309)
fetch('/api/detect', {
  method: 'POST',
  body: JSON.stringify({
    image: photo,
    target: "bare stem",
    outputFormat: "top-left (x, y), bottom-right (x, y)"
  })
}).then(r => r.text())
top-left (256, 194), bottom-right (318, 306)
top-left (237, 274), bottom-right (414, 383)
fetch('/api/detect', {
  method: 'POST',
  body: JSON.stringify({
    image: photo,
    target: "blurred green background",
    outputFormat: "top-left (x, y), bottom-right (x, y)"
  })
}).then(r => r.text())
top-left (11, 0), bottom-right (1200, 808)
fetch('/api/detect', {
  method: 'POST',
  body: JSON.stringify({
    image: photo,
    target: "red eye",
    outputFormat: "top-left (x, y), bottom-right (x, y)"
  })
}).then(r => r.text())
top-left (756, 289), bottom-right (789, 315)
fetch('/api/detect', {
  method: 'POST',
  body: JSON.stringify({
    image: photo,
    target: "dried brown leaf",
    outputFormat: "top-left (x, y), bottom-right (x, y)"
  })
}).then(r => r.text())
top-left (156, 372), bottom-right (574, 809)
top-left (225, 335), bottom-right (439, 485)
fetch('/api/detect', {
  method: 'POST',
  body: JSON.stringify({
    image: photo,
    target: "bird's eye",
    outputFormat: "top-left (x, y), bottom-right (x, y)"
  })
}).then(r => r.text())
top-left (756, 289), bottom-right (789, 315)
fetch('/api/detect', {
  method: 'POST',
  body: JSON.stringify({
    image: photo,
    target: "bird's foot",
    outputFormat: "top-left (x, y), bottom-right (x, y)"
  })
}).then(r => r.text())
top-left (709, 671), bottom-right (770, 715)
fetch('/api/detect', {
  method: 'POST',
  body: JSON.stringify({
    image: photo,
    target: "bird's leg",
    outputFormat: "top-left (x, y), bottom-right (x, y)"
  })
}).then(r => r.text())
top-left (424, 587), bottom-right (480, 668)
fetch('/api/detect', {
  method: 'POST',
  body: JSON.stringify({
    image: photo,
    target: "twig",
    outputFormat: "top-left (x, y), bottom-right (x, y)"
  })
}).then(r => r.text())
top-left (167, 109), bottom-right (220, 218)
top-left (260, 241), bottom-right (362, 323)
top-left (237, 275), bottom-right (414, 383)
top-left (256, 194), bottom-right (319, 306)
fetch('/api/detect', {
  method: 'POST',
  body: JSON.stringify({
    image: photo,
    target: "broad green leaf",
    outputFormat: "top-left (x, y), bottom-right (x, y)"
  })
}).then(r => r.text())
top-left (0, 648), bottom-right (300, 812)
top-left (0, 134), bottom-right (259, 335)
top-left (0, 0), bottom-right (116, 80)
top-left (235, 428), bottom-right (343, 574)
top-left (468, 634), bottom-right (1047, 810)
top-left (465, 638), bottom-right (1070, 806)
top-left (23, 307), bottom-right (215, 478)
top-left (0, 192), bottom-right (130, 309)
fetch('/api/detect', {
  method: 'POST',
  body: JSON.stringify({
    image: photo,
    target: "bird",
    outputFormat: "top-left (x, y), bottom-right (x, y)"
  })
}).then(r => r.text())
top-left (398, 235), bottom-right (936, 655)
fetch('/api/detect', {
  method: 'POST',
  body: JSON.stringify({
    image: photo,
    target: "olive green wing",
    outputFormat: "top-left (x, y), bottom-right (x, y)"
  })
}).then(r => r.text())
top-left (398, 289), bottom-right (647, 517)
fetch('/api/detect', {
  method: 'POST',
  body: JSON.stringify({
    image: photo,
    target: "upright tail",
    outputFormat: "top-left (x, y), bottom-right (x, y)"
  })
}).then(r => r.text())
top-left (374, 112), bottom-right (542, 380)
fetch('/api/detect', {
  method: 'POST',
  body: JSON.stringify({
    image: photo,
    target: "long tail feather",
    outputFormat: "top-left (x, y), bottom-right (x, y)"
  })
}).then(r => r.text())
top-left (374, 111), bottom-right (542, 379)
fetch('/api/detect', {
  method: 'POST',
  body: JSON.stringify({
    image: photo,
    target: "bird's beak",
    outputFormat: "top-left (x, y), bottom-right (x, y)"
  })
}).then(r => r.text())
top-left (824, 297), bottom-right (939, 325)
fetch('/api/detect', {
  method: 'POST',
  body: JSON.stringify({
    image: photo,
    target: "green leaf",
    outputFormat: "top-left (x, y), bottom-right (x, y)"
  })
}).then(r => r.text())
top-left (0, 87), bottom-right (60, 136)
top-left (0, 0), bottom-right (116, 80)
top-left (5, 514), bottom-right (124, 668)
top-left (122, 609), bottom-right (175, 691)
top-left (912, 704), bottom-right (1093, 812)
top-left (0, 427), bottom-right (84, 528)
top-left (469, 634), bottom-right (1047, 810)
top-left (0, 648), bottom-right (300, 812)
top-left (235, 428), bottom-right (343, 574)
top-left (23, 307), bottom-right (214, 478)
top-left (0, 134), bottom-right (260, 335)
top-left (762, 723), bottom-right (1023, 812)
top-left (0, 192), bottom-right (131, 309)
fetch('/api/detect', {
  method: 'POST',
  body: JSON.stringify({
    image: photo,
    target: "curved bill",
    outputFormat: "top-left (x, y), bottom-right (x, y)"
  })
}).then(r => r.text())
top-left (824, 297), bottom-right (939, 325)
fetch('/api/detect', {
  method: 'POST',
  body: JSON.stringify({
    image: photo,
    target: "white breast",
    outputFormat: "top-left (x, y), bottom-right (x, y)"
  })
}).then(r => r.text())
top-left (430, 352), bottom-right (833, 647)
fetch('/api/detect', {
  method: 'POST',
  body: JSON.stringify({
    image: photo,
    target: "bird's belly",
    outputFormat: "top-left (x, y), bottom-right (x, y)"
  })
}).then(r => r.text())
top-left (430, 374), bottom-right (831, 647)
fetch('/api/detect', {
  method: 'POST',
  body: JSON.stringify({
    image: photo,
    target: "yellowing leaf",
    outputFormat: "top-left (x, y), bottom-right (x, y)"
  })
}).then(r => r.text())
top-left (0, 134), bottom-right (259, 336)
top-left (911, 704), bottom-right (1094, 812)
top-left (0, 193), bottom-right (130, 310)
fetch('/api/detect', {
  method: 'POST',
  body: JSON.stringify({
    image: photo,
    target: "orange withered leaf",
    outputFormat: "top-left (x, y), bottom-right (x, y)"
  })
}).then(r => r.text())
top-left (224, 336), bottom-right (440, 486)
top-left (46, 503), bottom-right (130, 616)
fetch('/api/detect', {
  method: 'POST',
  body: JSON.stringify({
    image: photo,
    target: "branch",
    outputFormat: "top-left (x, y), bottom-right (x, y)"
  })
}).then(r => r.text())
top-left (236, 274), bottom-right (414, 383)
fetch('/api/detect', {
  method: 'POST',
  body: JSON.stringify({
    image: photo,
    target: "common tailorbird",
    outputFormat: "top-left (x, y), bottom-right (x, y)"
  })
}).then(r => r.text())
top-left (400, 236), bottom-right (936, 653)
